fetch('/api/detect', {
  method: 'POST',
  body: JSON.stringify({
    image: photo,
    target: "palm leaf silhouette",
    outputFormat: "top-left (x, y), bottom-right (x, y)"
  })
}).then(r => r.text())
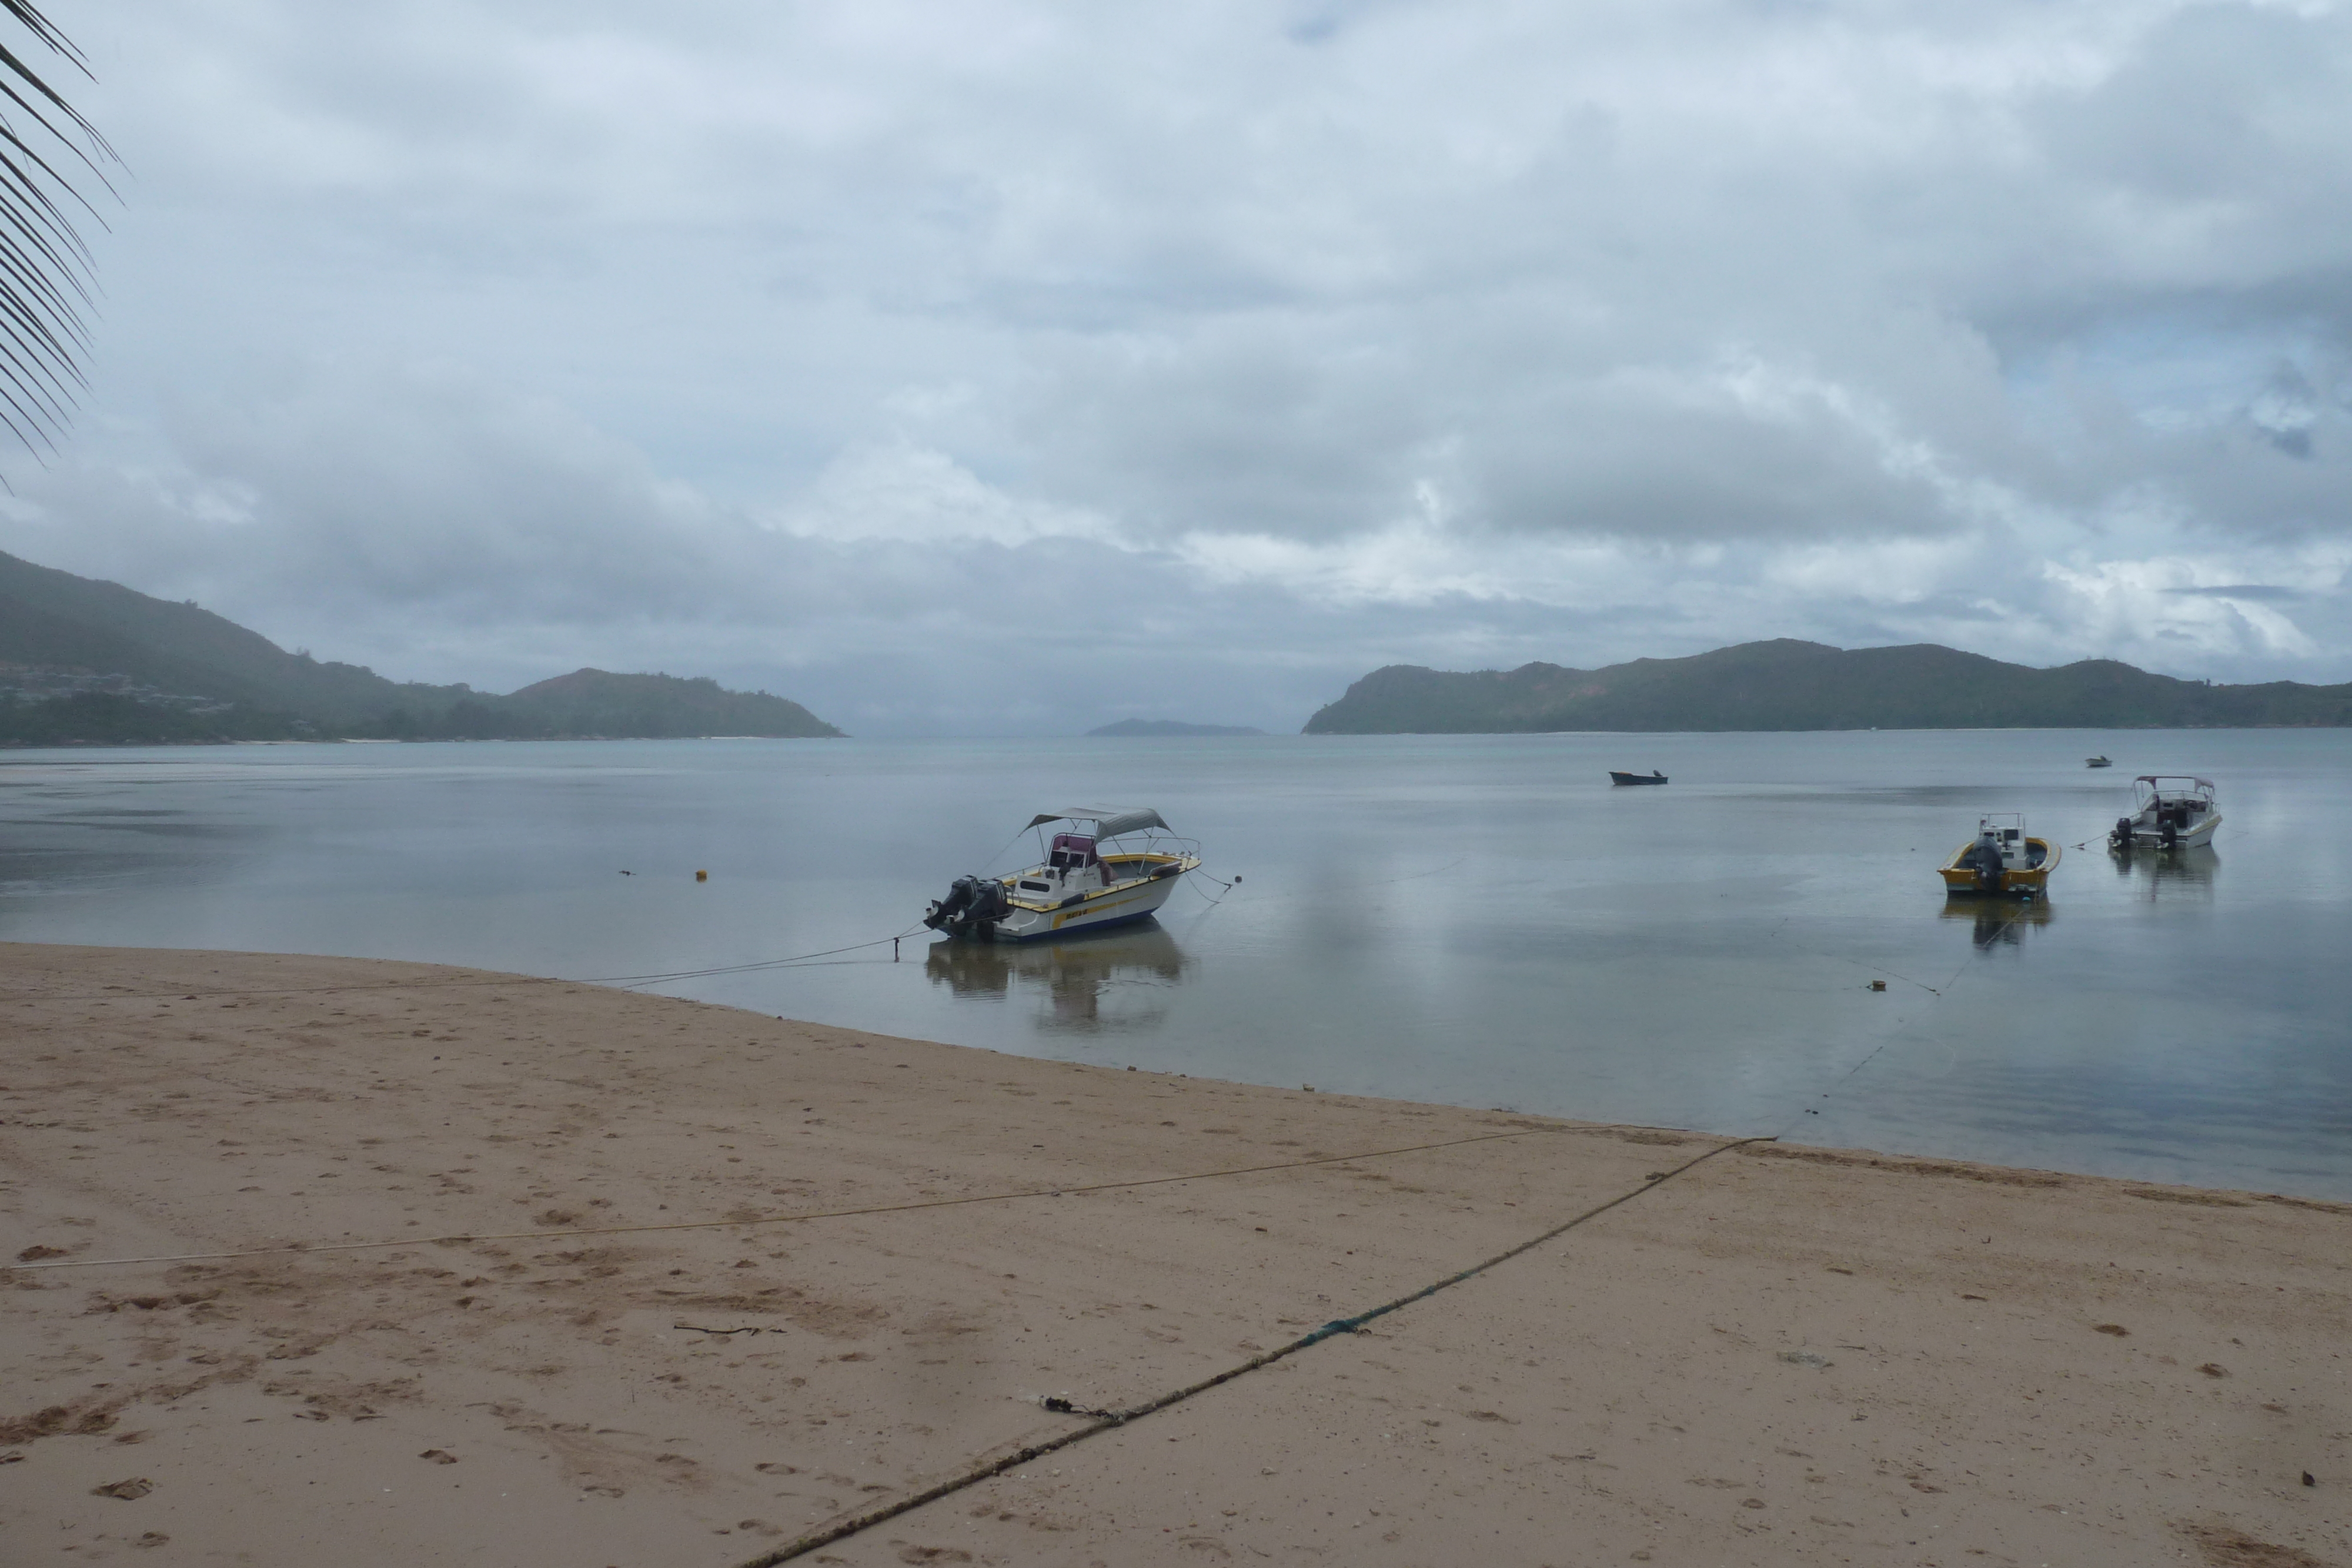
top-left (0, 0), bottom-right (116, 461)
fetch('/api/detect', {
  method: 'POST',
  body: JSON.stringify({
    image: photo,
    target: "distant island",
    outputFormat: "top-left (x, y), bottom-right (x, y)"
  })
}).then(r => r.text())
top-left (1087, 718), bottom-right (1265, 737)
top-left (0, 547), bottom-right (844, 744)
top-left (1304, 640), bottom-right (2352, 733)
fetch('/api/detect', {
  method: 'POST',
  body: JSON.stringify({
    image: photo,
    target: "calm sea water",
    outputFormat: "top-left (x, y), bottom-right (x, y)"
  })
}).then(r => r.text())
top-left (4, 732), bottom-right (2347, 1199)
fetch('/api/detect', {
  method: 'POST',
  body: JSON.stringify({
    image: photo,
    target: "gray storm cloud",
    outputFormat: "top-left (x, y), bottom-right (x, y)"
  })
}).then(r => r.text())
top-left (2, 0), bottom-right (2348, 733)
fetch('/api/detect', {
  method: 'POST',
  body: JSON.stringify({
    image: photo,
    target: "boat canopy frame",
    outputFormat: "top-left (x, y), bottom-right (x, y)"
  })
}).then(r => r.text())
top-left (1010, 808), bottom-right (1200, 872)
top-left (1024, 807), bottom-right (1171, 841)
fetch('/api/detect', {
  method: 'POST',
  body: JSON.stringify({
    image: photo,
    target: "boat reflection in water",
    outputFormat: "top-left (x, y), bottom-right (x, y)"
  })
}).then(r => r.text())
top-left (924, 920), bottom-right (1190, 1033)
top-left (2109, 843), bottom-right (2219, 902)
top-left (1939, 897), bottom-right (2054, 951)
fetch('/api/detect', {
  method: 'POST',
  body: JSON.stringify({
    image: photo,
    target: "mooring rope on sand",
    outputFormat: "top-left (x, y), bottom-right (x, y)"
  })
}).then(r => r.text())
top-left (731, 1134), bottom-right (1773, 1568)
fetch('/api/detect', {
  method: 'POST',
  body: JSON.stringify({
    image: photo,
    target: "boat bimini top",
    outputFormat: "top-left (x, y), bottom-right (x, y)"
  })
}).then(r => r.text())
top-left (1023, 808), bottom-right (1171, 840)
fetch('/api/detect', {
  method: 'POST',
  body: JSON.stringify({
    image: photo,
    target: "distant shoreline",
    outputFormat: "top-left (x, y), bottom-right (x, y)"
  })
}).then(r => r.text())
top-left (11, 723), bottom-right (2352, 753)
top-left (0, 731), bottom-right (849, 750)
top-left (1307, 640), bottom-right (2352, 733)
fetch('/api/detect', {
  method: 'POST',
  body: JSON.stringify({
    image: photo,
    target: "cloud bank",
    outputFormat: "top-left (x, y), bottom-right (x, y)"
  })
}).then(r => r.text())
top-left (5, 0), bottom-right (2350, 732)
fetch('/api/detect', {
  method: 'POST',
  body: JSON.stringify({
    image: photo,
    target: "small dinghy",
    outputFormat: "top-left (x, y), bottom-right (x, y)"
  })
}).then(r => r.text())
top-left (923, 808), bottom-right (1201, 942)
top-left (2086, 755), bottom-right (2113, 768)
top-left (2109, 775), bottom-right (2220, 851)
top-left (1609, 770), bottom-right (1668, 786)
top-left (1939, 814), bottom-right (2058, 900)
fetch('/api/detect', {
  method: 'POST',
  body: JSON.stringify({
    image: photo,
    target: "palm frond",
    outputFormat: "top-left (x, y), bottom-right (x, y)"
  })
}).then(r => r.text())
top-left (0, 0), bottom-right (116, 461)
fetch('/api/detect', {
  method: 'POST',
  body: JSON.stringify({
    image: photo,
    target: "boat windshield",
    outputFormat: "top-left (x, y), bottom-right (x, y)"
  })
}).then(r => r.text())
top-left (2133, 776), bottom-right (2216, 807)
top-left (1972, 814), bottom-right (2026, 858)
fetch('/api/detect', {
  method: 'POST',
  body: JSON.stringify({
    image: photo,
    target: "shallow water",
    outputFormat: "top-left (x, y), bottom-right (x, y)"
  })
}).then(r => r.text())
top-left (4, 731), bottom-right (2348, 1198)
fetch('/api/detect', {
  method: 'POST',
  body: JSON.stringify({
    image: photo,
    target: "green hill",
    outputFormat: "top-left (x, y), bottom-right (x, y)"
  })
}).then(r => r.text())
top-left (496, 669), bottom-right (839, 740)
top-left (1302, 640), bottom-right (2352, 733)
top-left (0, 547), bottom-right (843, 744)
top-left (0, 548), bottom-right (440, 725)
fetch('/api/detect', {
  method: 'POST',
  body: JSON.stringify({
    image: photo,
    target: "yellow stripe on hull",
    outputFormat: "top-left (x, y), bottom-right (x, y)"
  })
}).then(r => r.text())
top-left (988, 854), bottom-right (1201, 940)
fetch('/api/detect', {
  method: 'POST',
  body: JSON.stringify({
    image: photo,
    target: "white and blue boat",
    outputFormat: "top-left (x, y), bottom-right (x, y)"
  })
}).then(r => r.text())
top-left (923, 808), bottom-right (1201, 942)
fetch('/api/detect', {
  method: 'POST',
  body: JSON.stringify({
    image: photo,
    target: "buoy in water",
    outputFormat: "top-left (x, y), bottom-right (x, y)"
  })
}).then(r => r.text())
top-left (696, 869), bottom-right (709, 882)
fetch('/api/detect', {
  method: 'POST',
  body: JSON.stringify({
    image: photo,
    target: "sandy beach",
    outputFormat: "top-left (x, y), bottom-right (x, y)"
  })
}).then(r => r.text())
top-left (1, 941), bottom-right (2345, 1567)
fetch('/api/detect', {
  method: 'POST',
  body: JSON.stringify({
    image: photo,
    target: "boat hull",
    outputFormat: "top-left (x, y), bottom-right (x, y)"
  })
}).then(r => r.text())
top-left (990, 872), bottom-right (1186, 941)
top-left (2114, 812), bottom-right (2220, 850)
top-left (1609, 771), bottom-right (1668, 786)
top-left (1939, 837), bottom-right (2059, 898)
top-left (928, 852), bottom-right (1202, 942)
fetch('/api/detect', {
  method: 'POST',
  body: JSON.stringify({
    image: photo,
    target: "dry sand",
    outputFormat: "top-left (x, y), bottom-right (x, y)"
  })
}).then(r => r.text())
top-left (1, 941), bottom-right (2346, 1568)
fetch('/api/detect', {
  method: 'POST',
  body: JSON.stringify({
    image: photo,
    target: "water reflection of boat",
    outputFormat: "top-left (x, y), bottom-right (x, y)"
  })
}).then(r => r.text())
top-left (1937, 814), bottom-right (2057, 899)
top-left (2110, 842), bottom-right (2219, 901)
top-left (1939, 897), bottom-right (2053, 949)
top-left (923, 922), bottom-right (1190, 1032)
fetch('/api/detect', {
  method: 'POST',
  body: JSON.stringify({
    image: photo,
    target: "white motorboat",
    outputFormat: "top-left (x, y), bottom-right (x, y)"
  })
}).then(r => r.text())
top-left (922, 808), bottom-right (1202, 942)
top-left (2109, 775), bottom-right (2220, 851)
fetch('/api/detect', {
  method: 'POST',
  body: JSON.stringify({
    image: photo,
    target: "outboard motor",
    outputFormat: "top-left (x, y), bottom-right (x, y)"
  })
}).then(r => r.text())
top-left (968, 878), bottom-right (1008, 935)
top-left (923, 875), bottom-right (980, 933)
top-left (2160, 817), bottom-right (2179, 850)
top-left (923, 875), bottom-right (1012, 940)
top-left (1972, 830), bottom-right (2004, 892)
top-left (2111, 815), bottom-right (2135, 851)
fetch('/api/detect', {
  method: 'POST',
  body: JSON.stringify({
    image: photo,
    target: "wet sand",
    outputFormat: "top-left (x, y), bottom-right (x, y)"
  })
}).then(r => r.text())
top-left (2, 941), bottom-right (2346, 1567)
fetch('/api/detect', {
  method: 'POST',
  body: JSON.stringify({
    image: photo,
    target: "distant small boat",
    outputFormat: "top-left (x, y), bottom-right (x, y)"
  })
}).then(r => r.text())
top-left (2086, 755), bottom-right (2113, 768)
top-left (1939, 813), bottom-right (2058, 900)
top-left (1609, 770), bottom-right (1668, 786)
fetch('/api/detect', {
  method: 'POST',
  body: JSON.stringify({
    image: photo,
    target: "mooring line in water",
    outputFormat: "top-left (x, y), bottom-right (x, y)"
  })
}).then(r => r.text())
top-left (1, 1121), bottom-right (1629, 1274)
top-left (1763, 915), bottom-right (1952, 997)
top-left (730, 1134), bottom-right (1774, 1568)
top-left (603, 928), bottom-right (931, 990)
top-left (1772, 937), bottom-right (1977, 1135)
top-left (17, 808), bottom-right (1045, 1009)
top-left (1184, 870), bottom-right (1235, 907)
top-left (16, 830), bottom-right (1230, 1008)
top-left (1778, 1037), bottom-right (1898, 1138)
top-left (16, 855), bottom-right (1230, 1007)
top-left (11, 928), bottom-right (930, 1007)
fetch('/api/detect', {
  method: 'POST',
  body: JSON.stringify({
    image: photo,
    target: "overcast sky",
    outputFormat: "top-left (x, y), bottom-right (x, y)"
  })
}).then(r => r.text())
top-left (4, 0), bottom-right (2350, 733)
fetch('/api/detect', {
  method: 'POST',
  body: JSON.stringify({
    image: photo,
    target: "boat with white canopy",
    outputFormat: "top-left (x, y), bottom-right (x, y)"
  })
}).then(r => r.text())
top-left (2109, 775), bottom-right (2221, 851)
top-left (921, 808), bottom-right (1202, 942)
